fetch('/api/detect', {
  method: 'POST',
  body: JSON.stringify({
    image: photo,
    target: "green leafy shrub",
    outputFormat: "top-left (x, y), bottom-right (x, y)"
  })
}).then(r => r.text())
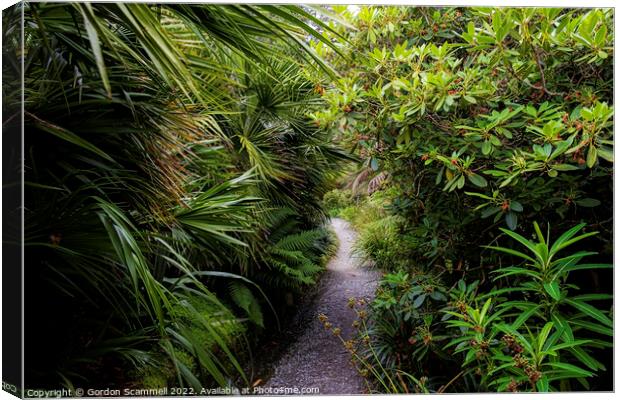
top-left (354, 216), bottom-right (408, 270)
top-left (322, 188), bottom-right (354, 216)
top-left (361, 223), bottom-right (612, 392)
top-left (338, 206), bottom-right (360, 223)
top-left (336, 190), bottom-right (391, 229)
top-left (308, 5), bottom-right (612, 393)
top-left (313, 5), bottom-right (613, 262)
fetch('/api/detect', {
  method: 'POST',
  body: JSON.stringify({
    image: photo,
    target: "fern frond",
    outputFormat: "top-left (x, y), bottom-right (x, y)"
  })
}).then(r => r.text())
top-left (228, 282), bottom-right (264, 328)
top-left (275, 229), bottom-right (323, 253)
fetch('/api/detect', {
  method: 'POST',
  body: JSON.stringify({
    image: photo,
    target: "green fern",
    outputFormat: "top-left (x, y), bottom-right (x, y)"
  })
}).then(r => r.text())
top-left (264, 207), bottom-right (300, 242)
top-left (263, 259), bottom-right (316, 288)
top-left (228, 281), bottom-right (264, 327)
top-left (256, 209), bottom-right (333, 290)
top-left (275, 230), bottom-right (324, 253)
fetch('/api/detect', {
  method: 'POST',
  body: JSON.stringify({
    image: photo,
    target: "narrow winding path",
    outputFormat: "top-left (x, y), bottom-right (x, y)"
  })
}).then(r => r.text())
top-left (264, 218), bottom-right (379, 395)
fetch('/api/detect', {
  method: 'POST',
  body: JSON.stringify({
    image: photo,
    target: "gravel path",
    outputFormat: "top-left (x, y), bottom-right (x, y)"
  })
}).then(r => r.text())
top-left (263, 218), bottom-right (379, 395)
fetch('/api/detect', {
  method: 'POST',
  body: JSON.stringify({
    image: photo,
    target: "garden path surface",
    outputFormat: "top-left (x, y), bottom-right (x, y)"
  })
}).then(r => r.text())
top-left (263, 218), bottom-right (379, 395)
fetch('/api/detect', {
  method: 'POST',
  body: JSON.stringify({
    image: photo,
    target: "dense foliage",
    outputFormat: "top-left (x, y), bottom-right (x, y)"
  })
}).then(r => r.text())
top-left (316, 6), bottom-right (613, 393)
top-left (4, 3), bottom-right (614, 394)
top-left (5, 2), bottom-right (347, 390)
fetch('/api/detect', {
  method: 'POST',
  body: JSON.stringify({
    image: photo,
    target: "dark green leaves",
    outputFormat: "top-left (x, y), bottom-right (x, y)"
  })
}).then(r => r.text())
top-left (412, 294), bottom-right (427, 309)
top-left (575, 198), bottom-right (601, 207)
top-left (467, 173), bottom-right (488, 187)
top-left (564, 299), bottom-right (613, 328)
top-left (505, 212), bottom-right (518, 230)
top-left (543, 282), bottom-right (561, 301)
top-left (23, 2), bottom-right (355, 389)
top-left (510, 201), bottom-right (523, 212)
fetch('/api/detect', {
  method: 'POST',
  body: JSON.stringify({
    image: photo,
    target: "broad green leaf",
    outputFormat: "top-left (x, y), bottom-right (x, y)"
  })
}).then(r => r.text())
top-left (482, 141), bottom-right (492, 155)
top-left (468, 173), bottom-right (488, 187)
top-left (597, 146), bottom-right (613, 162)
top-left (413, 294), bottom-right (426, 309)
top-left (464, 95), bottom-right (477, 104)
top-left (536, 375), bottom-right (549, 392)
top-left (538, 322), bottom-right (554, 353)
top-left (510, 200), bottom-right (523, 212)
top-left (575, 198), bottom-right (601, 207)
top-left (505, 211), bottom-right (517, 230)
top-left (586, 145), bottom-right (597, 168)
top-left (552, 164), bottom-right (579, 171)
top-left (430, 291), bottom-right (447, 301)
top-left (543, 281), bottom-right (562, 301)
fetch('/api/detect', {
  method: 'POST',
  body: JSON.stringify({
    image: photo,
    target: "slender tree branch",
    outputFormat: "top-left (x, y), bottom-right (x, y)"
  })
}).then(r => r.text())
top-left (533, 47), bottom-right (564, 96)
